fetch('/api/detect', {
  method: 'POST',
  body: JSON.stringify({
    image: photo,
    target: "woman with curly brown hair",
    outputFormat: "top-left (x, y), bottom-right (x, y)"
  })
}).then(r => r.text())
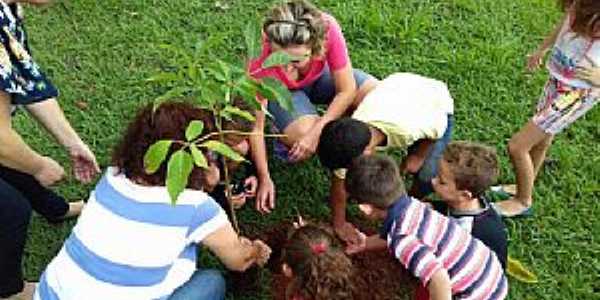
top-left (247, 0), bottom-right (378, 214)
top-left (34, 102), bottom-right (271, 300)
top-left (281, 224), bottom-right (356, 300)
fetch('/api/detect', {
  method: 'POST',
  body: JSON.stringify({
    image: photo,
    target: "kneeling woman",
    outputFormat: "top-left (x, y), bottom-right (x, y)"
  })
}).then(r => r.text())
top-left (35, 102), bottom-right (271, 300)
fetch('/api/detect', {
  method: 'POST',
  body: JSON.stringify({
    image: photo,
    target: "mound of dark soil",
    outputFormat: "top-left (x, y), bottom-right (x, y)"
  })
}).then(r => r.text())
top-left (231, 221), bottom-right (417, 299)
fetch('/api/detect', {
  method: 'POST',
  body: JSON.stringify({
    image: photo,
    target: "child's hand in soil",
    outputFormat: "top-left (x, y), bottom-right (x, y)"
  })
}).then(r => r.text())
top-left (335, 222), bottom-right (364, 247)
top-left (345, 231), bottom-right (367, 255)
top-left (252, 240), bottom-right (272, 267)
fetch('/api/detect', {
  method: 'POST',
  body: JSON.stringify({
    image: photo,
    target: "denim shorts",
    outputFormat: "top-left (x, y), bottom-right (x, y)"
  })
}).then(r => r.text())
top-left (267, 66), bottom-right (376, 131)
top-left (411, 114), bottom-right (454, 196)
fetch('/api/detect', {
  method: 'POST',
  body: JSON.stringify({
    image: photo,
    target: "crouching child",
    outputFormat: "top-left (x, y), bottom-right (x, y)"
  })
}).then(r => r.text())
top-left (345, 154), bottom-right (508, 300)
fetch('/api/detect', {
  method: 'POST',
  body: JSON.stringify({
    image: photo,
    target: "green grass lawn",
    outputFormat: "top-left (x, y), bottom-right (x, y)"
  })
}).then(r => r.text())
top-left (15, 0), bottom-right (599, 299)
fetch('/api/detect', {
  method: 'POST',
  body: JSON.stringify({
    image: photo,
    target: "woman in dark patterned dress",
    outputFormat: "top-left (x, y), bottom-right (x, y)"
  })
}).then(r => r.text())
top-left (0, 1), bottom-right (99, 299)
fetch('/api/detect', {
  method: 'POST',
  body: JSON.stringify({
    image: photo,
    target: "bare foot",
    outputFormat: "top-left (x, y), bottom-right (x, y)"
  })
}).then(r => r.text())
top-left (60, 200), bottom-right (85, 220)
top-left (501, 184), bottom-right (517, 195)
top-left (492, 198), bottom-right (532, 217)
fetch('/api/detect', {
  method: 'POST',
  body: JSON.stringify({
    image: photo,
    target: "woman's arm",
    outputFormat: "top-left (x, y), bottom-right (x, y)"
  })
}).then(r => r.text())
top-left (26, 99), bottom-right (99, 183)
top-left (288, 64), bottom-right (356, 161)
top-left (0, 94), bottom-right (65, 185)
top-left (203, 223), bottom-right (271, 271)
top-left (249, 104), bottom-right (276, 213)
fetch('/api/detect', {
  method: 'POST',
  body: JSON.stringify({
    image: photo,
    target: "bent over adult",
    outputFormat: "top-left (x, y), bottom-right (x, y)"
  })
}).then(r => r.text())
top-left (248, 0), bottom-right (377, 213)
top-left (0, 1), bottom-right (99, 299)
top-left (35, 102), bottom-right (271, 300)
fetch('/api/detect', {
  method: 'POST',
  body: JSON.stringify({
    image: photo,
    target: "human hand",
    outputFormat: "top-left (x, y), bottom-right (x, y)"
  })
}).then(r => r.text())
top-left (334, 221), bottom-right (363, 246)
top-left (576, 63), bottom-right (600, 88)
top-left (289, 129), bottom-right (319, 162)
top-left (68, 142), bottom-right (100, 184)
top-left (255, 176), bottom-right (275, 214)
top-left (345, 231), bottom-right (367, 255)
top-left (252, 239), bottom-right (272, 267)
top-left (34, 156), bottom-right (65, 187)
top-left (243, 176), bottom-right (258, 198)
top-left (230, 193), bottom-right (247, 209)
top-left (526, 49), bottom-right (547, 72)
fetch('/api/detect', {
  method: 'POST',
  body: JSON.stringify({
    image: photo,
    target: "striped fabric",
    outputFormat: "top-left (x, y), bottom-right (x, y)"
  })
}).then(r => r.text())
top-left (384, 196), bottom-right (508, 300)
top-left (34, 167), bottom-right (229, 300)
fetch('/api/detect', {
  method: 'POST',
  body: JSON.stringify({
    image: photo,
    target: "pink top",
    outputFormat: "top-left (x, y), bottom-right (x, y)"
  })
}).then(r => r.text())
top-left (248, 13), bottom-right (350, 90)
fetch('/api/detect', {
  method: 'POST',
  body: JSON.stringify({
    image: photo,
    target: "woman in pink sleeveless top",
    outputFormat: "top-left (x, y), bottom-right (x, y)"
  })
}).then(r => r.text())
top-left (248, 0), bottom-right (377, 214)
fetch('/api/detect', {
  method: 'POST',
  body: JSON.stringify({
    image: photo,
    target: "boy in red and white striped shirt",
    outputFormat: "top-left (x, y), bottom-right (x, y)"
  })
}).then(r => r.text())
top-left (345, 154), bottom-right (507, 300)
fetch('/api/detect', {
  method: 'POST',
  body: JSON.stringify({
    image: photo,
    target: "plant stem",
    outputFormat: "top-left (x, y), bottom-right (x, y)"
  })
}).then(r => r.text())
top-left (196, 130), bottom-right (286, 143)
top-left (215, 106), bottom-right (240, 233)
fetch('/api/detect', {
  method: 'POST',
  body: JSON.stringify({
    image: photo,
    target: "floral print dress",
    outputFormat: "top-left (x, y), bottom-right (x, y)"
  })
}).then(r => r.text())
top-left (0, 2), bottom-right (57, 107)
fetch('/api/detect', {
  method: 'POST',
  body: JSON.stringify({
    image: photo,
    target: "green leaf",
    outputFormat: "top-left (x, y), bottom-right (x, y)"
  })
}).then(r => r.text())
top-left (185, 120), bottom-right (204, 141)
top-left (146, 72), bottom-right (180, 83)
top-left (234, 76), bottom-right (262, 110)
top-left (262, 51), bottom-right (300, 69)
top-left (144, 140), bottom-right (172, 174)
top-left (507, 256), bottom-right (538, 283)
top-left (207, 64), bottom-right (227, 82)
top-left (261, 77), bottom-right (294, 113)
top-left (190, 144), bottom-right (208, 168)
top-left (217, 60), bottom-right (232, 82)
top-left (153, 86), bottom-right (192, 112)
top-left (201, 140), bottom-right (245, 162)
top-left (221, 105), bottom-right (256, 122)
top-left (244, 22), bottom-right (262, 59)
top-left (166, 150), bottom-right (194, 204)
top-left (158, 44), bottom-right (193, 67)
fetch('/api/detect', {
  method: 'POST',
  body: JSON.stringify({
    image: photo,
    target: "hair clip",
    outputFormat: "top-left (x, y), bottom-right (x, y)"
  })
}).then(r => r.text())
top-left (311, 242), bottom-right (327, 255)
top-left (267, 19), bottom-right (309, 28)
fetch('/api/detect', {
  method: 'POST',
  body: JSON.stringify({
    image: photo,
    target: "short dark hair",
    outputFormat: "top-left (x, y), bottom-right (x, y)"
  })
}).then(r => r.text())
top-left (317, 118), bottom-right (371, 170)
top-left (345, 155), bottom-right (406, 209)
top-left (442, 141), bottom-right (499, 196)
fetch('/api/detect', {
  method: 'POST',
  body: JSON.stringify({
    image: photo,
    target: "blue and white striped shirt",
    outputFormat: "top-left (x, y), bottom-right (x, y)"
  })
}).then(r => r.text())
top-left (35, 167), bottom-right (229, 300)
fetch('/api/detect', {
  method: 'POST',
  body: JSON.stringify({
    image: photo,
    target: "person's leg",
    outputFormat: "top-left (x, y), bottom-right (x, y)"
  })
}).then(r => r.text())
top-left (0, 178), bottom-right (32, 299)
top-left (168, 269), bottom-right (226, 300)
top-left (0, 166), bottom-right (68, 223)
top-left (410, 115), bottom-right (454, 198)
top-left (306, 67), bottom-right (377, 107)
top-left (268, 89), bottom-right (319, 147)
top-left (494, 121), bottom-right (551, 215)
top-left (531, 135), bottom-right (554, 177)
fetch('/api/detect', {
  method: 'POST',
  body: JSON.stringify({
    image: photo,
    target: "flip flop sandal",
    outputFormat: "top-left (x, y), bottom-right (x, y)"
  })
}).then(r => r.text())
top-left (490, 202), bottom-right (534, 218)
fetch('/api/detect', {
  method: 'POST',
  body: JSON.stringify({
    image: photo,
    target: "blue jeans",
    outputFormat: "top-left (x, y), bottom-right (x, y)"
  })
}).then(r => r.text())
top-left (267, 66), bottom-right (375, 131)
top-left (168, 269), bottom-right (225, 300)
top-left (412, 115), bottom-right (454, 197)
